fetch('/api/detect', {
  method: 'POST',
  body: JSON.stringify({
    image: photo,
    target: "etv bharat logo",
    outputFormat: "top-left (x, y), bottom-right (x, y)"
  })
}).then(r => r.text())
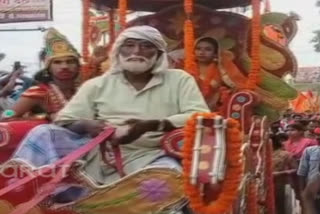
top-left (0, 164), bottom-right (71, 179)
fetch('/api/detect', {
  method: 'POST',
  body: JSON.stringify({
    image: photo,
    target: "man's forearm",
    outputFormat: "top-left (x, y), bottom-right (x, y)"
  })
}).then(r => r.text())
top-left (146, 119), bottom-right (176, 132)
top-left (0, 74), bottom-right (12, 86)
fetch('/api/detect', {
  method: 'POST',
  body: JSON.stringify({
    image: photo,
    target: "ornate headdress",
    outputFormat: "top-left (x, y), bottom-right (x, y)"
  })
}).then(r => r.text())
top-left (44, 28), bottom-right (80, 68)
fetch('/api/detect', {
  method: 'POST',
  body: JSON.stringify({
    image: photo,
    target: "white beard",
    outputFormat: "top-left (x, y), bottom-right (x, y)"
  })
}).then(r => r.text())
top-left (119, 54), bottom-right (157, 74)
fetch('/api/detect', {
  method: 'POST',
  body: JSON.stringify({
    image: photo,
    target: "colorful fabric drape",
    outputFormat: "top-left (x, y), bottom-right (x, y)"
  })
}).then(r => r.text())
top-left (22, 84), bottom-right (67, 116)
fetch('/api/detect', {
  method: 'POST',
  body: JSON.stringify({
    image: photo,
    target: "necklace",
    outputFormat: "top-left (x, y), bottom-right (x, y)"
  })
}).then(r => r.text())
top-left (48, 83), bottom-right (68, 111)
top-left (197, 63), bottom-right (221, 98)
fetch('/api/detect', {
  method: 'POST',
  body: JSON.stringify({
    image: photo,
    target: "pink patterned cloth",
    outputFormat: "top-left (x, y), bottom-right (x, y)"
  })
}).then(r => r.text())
top-left (284, 137), bottom-right (317, 159)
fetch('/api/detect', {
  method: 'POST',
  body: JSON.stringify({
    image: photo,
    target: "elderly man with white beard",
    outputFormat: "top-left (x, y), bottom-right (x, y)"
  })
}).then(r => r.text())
top-left (12, 26), bottom-right (209, 202)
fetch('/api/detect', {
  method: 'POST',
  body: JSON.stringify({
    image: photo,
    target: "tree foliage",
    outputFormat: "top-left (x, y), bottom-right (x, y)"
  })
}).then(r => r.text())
top-left (312, 0), bottom-right (320, 52)
top-left (312, 30), bottom-right (320, 52)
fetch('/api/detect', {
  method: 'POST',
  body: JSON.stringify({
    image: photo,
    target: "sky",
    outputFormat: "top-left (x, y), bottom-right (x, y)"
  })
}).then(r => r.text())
top-left (0, 0), bottom-right (82, 74)
top-left (271, 0), bottom-right (320, 67)
top-left (0, 0), bottom-right (320, 75)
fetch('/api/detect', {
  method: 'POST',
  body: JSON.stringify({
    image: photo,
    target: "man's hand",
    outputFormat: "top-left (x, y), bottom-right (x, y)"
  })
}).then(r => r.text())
top-left (11, 68), bottom-right (23, 78)
top-left (112, 119), bottom-right (159, 145)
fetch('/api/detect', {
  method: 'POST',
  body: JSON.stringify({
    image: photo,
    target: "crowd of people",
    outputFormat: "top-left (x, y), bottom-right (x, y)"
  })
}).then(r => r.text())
top-left (272, 110), bottom-right (320, 214)
top-left (0, 61), bottom-right (34, 114)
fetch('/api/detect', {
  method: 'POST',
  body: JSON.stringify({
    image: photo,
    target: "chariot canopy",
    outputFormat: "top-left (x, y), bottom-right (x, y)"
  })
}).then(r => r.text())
top-left (91, 0), bottom-right (251, 12)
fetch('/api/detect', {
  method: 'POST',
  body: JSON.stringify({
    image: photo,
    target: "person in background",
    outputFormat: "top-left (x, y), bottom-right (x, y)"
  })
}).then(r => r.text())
top-left (298, 128), bottom-right (320, 213)
top-left (284, 123), bottom-right (317, 160)
top-left (0, 65), bottom-right (25, 112)
top-left (1, 28), bottom-right (80, 121)
top-left (310, 115), bottom-right (320, 128)
top-left (292, 113), bottom-right (304, 124)
top-left (193, 37), bottom-right (222, 110)
top-left (271, 120), bottom-right (282, 135)
top-left (280, 108), bottom-right (293, 130)
top-left (301, 165), bottom-right (320, 214)
top-left (304, 110), bottom-right (313, 120)
top-left (0, 54), bottom-right (33, 111)
top-left (272, 133), bottom-right (297, 214)
top-left (305, 120), bottom-right (320, 139)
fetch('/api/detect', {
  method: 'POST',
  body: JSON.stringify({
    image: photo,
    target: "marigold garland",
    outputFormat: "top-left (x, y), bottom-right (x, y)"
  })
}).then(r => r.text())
top-left (247, 179), bottom-right (259, 214)
top-left (82, 0), bottom-right (90, 63)
top-left (265, 140), bottom-right (276, 214)
top-left (182, 112), bottom-right (243, 214)
top-left (184, 19), bottom-right (197, 77)
top-left (118, 0), bottom-right (127, 29)
top-left (109, 9), bottom-right (116, 45)
top-left (246, 0), bottom-right (262, 89)
top-left (198, 63), bottom-right (221, 98)
top-left (184, 0), bottom-right (193, 14)
top-left (81, 0), bottom-right (91, 81)
top-left (184, 0), bottom-right (197, 78)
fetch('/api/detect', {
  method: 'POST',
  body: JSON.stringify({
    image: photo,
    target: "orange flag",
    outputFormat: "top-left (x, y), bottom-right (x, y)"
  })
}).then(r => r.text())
top-left (291, 93), bottom-right (308, 113)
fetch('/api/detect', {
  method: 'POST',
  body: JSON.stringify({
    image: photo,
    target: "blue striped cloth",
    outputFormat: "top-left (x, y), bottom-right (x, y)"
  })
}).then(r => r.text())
top-left (13, 124), bottom-right (90, 167)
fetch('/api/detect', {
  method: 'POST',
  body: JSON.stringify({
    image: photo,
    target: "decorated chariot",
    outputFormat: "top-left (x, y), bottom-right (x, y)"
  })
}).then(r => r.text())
top-left (0, 0), bottom-right (299, 213)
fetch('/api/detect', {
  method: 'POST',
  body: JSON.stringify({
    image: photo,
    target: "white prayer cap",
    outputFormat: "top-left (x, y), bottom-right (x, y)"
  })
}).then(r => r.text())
top-left (116, 25), bottom-right (167, 51)
top-left (108, 26), bottom-right (169, 74)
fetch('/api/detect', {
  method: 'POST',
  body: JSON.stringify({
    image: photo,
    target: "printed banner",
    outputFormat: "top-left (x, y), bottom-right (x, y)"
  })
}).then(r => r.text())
top-left (0, 0), bottom-right (52, 23)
